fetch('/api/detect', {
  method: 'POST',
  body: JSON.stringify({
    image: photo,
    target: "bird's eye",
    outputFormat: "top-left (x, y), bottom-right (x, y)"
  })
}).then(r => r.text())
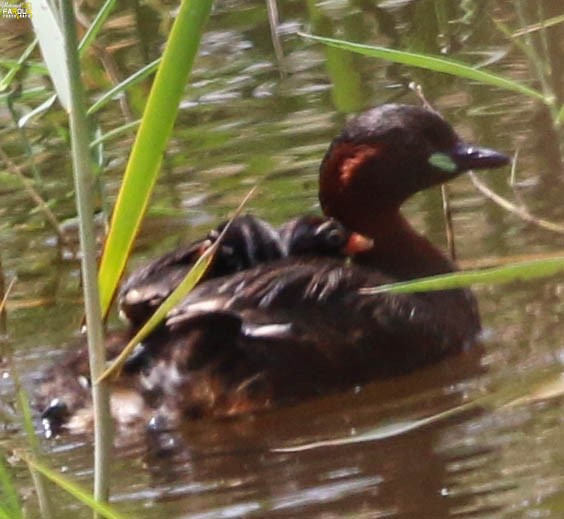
top-left (326, 228), bottom-right (345, 246)
top-left (315, 220), bottom-right (346, 247)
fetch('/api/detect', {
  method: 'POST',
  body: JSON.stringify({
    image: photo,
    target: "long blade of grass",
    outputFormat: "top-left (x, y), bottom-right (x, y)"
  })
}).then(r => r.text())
top-left (272, 400), bottom-right (477, 453)
top-left (78, 0), bottom-right (117, 55)
top-left (97, 0), bottom-right (214, 320)
top-left (0, 59), bottom-right (47, 76)
top-left (0, 452), bottom-right (22, 519)
top-left (97, 186), bottom-right (257, 383)
top-left (87, 58), bottom-right (160, 115)
top-left (16, 386), bottom-right (41, 456)
top-left (16, 386), bottom-right (53, 519)
top-left (98, 241), bottom-right (216, 382)
top-left (4, 277), bottom-right (53, 519)
top-left (274, 362), bottom-right (564, 454)
top-left (0, 147), bottom-right (62, 237)
top-left (89, 120), bottom-right (141, 148)
top-left (29, 0), bottom-right (70, 110)
top-left (511, 13), bottom-right (564, 36)
top-left (0, 38), bottom-right (37, 92)
top-left (17, 94), bottom-right (57, 128)
top-left (18, 0), bottom-right (116, 128)
top-left (469, 171), bottom-right (564, 234)
top-left (507, 373), bottom-right (564, 407)
top-left (27, 456), bottom-right (54, 518)
top-left (494, 19), bottom-right (540, 75)
top-left (360, 255), bottom-right (564, 295)
top-left (22, 456), bottom-right (126, 519)
top-left (4, 276), bottom-right (53, 519)
top-left (0, 286), bottom-right (44, 519)
top-left (300, 33), bottom-right (547, 102)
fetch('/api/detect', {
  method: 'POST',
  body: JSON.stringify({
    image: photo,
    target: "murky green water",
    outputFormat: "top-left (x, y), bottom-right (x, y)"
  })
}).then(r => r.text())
top-left (1, 0), bottom-right (564, 517)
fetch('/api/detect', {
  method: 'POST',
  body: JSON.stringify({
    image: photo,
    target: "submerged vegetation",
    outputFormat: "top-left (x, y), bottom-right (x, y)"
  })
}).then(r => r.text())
top-left (0, 0), bottom-right (562, 517)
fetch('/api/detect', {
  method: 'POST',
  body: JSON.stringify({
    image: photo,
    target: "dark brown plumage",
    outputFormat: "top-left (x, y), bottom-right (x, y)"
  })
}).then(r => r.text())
top-left (38, 104), bottom-right (509, 432)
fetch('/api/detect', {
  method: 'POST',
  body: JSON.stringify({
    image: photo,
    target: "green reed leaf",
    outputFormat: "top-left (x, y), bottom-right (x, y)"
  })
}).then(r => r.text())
top-left (0, 39), bottom-right (37, 92)
top-left (23, 457), bottom-right (126, 519)
top-left (300, 33), bottom-right (547, 102)
top-left (97, 0), bottom-right (214, 319)
top-left (87, 58), bottom-right (160, 115)
top-left (18, 95), bottom-right (57, 128)
top-left (14, 0), bottom-right (115, 127)
top-left (78, 0), bottom-right (117, 55)
top-left (89, 120), bottom-right (141, 148)
top-left (30, 0), bottom-right (70, 110)
top-left (272, 400), bottom-right (476, 453)
top-left (98, 240), bottom-right (216, 382)
top-left (360, 256), bottom-right (564, 295)
top-left (97, 187), bottom-right (257, 383)
top-left (511, 13), bottom-right (564, 37)
top-left (0, 452), bottom-right (22, 519)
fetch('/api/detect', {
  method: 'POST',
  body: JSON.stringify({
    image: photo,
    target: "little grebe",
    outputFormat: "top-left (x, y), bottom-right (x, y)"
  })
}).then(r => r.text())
top-left (39, 215), bottom-right (364, 432)
top-left (39, 104), bottom-right (509, 430)
top-left (118, 215), bottom-right (366, 372)
top-left (119, 214), bottom-right (365, 329)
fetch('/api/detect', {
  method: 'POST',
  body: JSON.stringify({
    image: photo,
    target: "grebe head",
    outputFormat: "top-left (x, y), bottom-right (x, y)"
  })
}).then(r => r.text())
top-left (319, 104), bottom-right (509, 234)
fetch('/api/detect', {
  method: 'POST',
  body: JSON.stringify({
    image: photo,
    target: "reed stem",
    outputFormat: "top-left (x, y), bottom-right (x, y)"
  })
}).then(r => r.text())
top-left (60, 0), bottom-right (113, 511)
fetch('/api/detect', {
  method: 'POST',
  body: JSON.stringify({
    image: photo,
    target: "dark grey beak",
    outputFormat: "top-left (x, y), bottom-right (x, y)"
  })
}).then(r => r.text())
top-left (451, 142), bottom-right (510, 171)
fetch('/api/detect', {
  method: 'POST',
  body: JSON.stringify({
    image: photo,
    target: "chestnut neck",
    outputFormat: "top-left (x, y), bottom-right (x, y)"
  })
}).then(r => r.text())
top-left (350, 208), bottom-right (456, 280)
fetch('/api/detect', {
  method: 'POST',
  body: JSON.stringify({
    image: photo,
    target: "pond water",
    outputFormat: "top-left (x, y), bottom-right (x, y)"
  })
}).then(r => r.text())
top-left (1, 0), bottom-right (564, 517)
